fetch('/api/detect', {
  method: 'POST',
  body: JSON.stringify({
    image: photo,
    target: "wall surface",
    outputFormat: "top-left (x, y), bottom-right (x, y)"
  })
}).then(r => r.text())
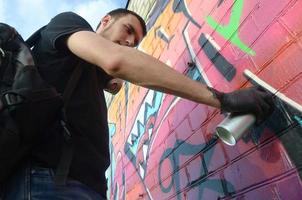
top-left (106, 0), bottom-right (302, 199)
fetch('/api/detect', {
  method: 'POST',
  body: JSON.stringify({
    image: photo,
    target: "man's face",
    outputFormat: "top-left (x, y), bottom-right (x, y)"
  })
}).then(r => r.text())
top-left (96, 14), bottom-right (144, 47)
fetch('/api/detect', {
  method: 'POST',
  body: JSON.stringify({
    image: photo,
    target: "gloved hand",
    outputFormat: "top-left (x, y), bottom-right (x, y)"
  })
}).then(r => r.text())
top-left (208, 86), bottom-right (275, 124)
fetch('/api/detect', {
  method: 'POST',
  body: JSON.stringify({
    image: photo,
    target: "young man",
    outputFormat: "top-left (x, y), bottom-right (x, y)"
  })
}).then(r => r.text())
top-left (1, 8), bottom-right (273, 200)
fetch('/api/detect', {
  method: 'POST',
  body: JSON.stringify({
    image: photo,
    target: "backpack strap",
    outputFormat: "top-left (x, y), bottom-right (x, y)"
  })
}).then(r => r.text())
top-left (26, 26), bottom-right (83, 185)
top-left (53, 64), bottom-right (83, 185)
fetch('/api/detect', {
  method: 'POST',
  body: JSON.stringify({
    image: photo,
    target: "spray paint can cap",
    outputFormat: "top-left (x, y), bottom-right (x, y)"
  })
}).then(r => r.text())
top-left (216, 113), bottom-right (256, 146)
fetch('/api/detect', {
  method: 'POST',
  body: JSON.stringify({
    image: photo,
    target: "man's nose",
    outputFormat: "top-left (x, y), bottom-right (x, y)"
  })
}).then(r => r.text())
top-left (125, 35), bottom-right (135, 47)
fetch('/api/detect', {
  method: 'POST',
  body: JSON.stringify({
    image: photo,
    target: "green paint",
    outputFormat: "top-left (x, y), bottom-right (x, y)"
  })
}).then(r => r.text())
top-left (206, 0), bottom-right (256, 56)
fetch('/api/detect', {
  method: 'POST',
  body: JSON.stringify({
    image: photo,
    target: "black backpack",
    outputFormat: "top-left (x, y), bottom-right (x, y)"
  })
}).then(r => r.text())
top-left (0, 23), bottom-right (81, 185)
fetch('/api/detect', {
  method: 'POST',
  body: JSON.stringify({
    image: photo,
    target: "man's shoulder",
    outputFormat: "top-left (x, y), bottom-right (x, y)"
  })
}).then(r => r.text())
top-left (53, 11), bottom-right (84, 19)
top-left (38, 11), bottom-right (93, 51)
top-left (50, 12), bottom-right (91, 27)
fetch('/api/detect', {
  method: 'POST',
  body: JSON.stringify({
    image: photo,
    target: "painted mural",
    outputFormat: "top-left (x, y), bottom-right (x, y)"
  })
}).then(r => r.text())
top-left (106, 0), bottom-right (302, 199)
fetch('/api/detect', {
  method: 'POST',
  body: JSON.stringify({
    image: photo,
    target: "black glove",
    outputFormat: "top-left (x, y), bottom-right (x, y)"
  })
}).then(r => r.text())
top-left (208, 86), bottom-right (275, 124)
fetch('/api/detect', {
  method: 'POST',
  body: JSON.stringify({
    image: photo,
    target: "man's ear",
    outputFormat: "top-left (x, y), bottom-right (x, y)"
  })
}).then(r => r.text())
top-left (101, 15), bottom-right (112, 27)
top-left (96, 15), bottom-right (112, 34)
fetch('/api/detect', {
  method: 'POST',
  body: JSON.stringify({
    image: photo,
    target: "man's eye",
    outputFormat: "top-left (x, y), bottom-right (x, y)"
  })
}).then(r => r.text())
top-left (125, 26), bottom-right (131, 34)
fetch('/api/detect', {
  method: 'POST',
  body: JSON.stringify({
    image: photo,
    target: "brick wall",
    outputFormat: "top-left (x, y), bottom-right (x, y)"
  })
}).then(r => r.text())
top-left (106, 0), bottom-right (302, 199)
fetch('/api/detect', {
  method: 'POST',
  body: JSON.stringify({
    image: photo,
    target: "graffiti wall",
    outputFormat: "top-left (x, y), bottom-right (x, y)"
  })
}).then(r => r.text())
top-left (106, 0), bottom-right (302, 199)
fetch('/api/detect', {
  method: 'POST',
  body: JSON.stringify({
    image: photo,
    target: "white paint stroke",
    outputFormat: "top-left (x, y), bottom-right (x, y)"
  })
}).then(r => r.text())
top-left (244, 69), bottom-right (302, 113)
top-left (183, 25), bottom-right (212, 87)
top-left (204, 33), bottom-right (221, 51)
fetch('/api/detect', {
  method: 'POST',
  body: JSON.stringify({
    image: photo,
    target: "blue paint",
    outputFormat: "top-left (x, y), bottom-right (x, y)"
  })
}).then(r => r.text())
top-left (130, 92), bottom-right (162, 153)
top-left (294, 116), bottom-right (302, 126)
top-left (122, 90), bottom-right (164, 200)
top-left (198, 33), bottom-right (236, 81)
top-left (159, 139), bottom-right (234, 199)
top-left (172, 0), bottom-right (201, 28)
top-left (108, 123), bottom-right (116, 137)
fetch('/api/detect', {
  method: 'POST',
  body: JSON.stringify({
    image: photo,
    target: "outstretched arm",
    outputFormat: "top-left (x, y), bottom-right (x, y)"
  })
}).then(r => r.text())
top-left (67, 31), bottom-right (220, 107)
top-left (67, 31), bottom-right (274, 121)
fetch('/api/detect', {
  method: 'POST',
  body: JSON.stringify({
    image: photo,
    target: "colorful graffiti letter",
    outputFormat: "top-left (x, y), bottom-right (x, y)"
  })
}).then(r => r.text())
top-left (206, 0), bottom-right (256, 56)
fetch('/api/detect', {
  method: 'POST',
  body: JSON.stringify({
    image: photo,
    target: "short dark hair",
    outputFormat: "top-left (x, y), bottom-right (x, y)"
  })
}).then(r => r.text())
top-left (96, 8), bottom-right (147, 37)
